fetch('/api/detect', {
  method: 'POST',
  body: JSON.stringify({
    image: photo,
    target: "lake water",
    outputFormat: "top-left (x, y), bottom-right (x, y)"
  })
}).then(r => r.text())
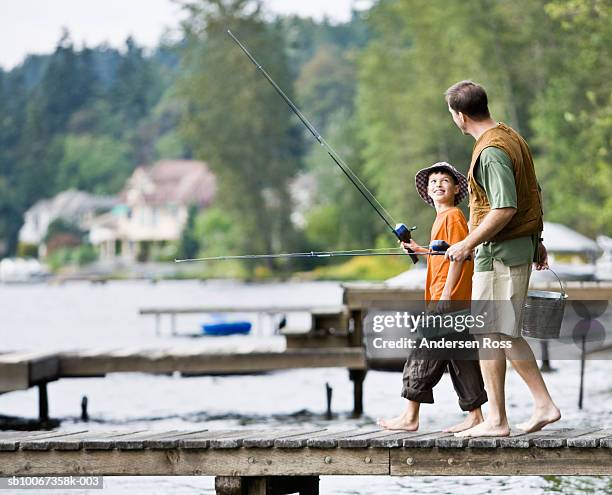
top-left (0, 280), bottom-right (610, 494)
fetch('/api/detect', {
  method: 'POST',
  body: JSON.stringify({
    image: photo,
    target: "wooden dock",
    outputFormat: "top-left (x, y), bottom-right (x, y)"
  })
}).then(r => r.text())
top-left (58, 346), bottom-right (365, 376)
top-left (0, 428), bottom-right (610, 493)
top-left (0, 347), bottom-right (367, 423)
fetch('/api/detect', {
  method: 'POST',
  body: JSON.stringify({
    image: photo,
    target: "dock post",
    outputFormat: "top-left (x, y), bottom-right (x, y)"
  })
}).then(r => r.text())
top-left (215, 475), bottom-right (319, 495)
top-left (349, 368), bottom-right (367, 418)
top-left (539, 341), bottom-right (555, 372)
top-left (578, 335), bottom-right (586, 409)
top-left (37, 382), bottom-right (49, 422)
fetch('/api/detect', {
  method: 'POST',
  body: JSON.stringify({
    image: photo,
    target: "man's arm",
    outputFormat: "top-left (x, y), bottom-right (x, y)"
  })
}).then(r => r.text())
top-left (446, 147), bottom-right (517, 262)
top-left (445, 207), bottom-right (516, 261)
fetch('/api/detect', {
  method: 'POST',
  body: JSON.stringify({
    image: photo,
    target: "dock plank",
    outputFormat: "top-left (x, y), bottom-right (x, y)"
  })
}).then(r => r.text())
top-left (368, 431), bottom-right (430, 448)
top-left (533, 428), bottom-right (601, 448)
top-left (498, 428), bottom-right (571, 448)
top-left (179, 430), bottom-right (246, 449)
top-left (403, 431), bottom-right (452, 448)
top-left (82, 430), bottom-right (150, 450)
top-left (0, 428), bottom-right (610, 477)
top-left (19, 430), bottom-right (89, 451)
top-left (567, 429), bottom-right (612, 448)
top-left (242, 429), bottom-right (326, 448)
top-left (307, 429), bottom-right (380, 448)
top-left (338, 429), bottom-right (404, 448)
top-left (274, 429), bottom-right (357, 448)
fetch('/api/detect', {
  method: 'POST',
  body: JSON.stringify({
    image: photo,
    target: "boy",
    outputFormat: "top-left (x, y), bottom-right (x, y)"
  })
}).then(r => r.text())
top-left (377, 162), bottom-right (487, 432)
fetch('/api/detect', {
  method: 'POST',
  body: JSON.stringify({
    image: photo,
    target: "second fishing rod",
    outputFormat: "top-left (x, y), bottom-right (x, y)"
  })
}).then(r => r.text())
top-left (227, 30), bottom-right (419, 264)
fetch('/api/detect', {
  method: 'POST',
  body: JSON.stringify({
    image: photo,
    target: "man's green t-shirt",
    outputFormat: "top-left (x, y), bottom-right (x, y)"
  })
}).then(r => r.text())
top-left (474, 146), bottom-right (536, 272)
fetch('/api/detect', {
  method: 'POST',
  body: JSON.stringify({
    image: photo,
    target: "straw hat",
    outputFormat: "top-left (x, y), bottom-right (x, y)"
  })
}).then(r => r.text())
top-left (414, 162), bottom-right (468, 207)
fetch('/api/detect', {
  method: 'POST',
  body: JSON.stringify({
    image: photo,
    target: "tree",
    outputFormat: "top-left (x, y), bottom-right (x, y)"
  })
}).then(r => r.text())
top-left (178, 204), bottom-right (201, 260)
top-left (178, 0), bottom-right (302, 268)
top-left (56, 134), bottom-right (131, 194)
top-left (530, 0), bottom-right (612, 236)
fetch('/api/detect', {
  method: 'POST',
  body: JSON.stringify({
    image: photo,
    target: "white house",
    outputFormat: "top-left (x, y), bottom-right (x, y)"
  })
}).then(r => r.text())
top-left (18, 190), bottom-right (118, 252)
top-left (88, 159), bottom-right (216, 261)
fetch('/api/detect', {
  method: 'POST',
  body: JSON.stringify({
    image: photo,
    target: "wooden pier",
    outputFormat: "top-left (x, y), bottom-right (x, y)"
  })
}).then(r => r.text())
top-left (0, 346), bottom-right (367, 423)
top-left (0, 428), bottom-right (610, 493)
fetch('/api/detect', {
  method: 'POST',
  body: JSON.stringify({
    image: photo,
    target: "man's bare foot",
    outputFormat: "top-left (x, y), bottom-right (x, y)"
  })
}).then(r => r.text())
top-left (453, 419), bottom-right (510, 438)
top-left (516, 405), bottom-right (561, 433)
top-left (377, 414), bottom-right (419, 431)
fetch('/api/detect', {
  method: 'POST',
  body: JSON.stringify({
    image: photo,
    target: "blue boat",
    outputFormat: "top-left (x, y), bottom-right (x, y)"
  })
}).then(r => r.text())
top-left (201, 321), bottom-right (252, 336)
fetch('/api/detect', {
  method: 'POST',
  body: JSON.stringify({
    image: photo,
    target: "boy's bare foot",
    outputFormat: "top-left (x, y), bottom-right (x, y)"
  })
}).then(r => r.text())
top-left (443, 411), bottom-right (483, 433)
top-left (443, 408), bottom-right (483, 433)
top-left (453, 419), bottom-right (510, 438)
top-left (516, 405), bottom-right (561, 433)
top-left (377, 414), bottom-right (419, 431)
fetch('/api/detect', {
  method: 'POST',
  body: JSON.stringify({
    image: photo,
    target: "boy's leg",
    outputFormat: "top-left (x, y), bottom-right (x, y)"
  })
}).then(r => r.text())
top-left (377, 358), bottom-right (446, 430)
top-left (507, 336), bottom-right (561, 432)
top-left (444, 359), bottom-right (487, 432)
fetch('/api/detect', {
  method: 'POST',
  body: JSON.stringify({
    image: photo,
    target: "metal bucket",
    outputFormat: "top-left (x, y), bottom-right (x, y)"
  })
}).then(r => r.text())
top-left (522, 269), bottom-right (567, 340)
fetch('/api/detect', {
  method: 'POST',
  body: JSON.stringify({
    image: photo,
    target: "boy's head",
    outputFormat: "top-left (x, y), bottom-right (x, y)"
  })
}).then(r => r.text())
top-left (415, 162), bottom-right (468, 208)
top-left (427, 168), bottom-right (459, 206)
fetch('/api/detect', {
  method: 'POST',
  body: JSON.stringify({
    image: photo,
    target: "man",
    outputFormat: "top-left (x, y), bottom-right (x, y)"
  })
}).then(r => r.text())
top-left (444, 80), bottom-right (560, 437)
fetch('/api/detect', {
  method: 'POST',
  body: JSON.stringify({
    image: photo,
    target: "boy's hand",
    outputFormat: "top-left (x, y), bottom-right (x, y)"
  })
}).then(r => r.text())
top-left (435, 293), bottom-right (452, 313)
top-left (401, 239), bottom-right (422, 254)
top-left (444, 239), bottom-right (473, 262)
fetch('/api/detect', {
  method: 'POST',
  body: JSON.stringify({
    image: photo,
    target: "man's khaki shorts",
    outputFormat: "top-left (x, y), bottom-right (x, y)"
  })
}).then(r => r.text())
top-left (471, 260), bottom-right (531, 338)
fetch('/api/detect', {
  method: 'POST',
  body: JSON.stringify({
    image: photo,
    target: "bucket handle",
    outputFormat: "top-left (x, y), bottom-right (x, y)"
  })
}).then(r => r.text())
top-left (546, 267), bottom-right (566, 295)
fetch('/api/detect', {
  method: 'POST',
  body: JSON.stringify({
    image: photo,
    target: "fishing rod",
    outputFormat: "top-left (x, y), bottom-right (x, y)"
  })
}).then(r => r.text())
top-left (175, 242), bottom-right (453, 263)
top-left (227, 30), bottom-right (419, 264)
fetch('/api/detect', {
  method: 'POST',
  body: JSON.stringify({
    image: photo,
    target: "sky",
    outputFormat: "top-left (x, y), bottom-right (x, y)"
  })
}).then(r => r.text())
top-left (0, 0), bottom-right (371, 70)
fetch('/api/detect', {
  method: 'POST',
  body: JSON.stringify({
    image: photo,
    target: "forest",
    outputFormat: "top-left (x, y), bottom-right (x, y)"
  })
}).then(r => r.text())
top-left (0, 0), bottom-right (609, 274)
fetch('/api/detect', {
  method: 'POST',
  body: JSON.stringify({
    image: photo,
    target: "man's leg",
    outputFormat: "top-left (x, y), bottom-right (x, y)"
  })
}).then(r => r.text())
top-left (508, 336), bottom-right (561, 432)
top-left (455, 334), bottom-right (510, 437)
top-left (378, 358), bottom-right (446, 431)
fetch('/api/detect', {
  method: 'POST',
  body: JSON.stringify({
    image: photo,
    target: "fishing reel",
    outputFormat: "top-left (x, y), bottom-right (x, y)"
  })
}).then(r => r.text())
top-left (430, 240), bottom-right (450, 252)
top-left (429, 239), bottom-right (472, 260)
top-left (394, 224), bottom-right (419, 263)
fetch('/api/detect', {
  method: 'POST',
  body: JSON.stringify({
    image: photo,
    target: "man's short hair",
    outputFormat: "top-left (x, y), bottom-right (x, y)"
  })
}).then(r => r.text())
top-left (427, 167), bottom-right (457, 185)
top-left (445, 80), bottom-right (491, 120)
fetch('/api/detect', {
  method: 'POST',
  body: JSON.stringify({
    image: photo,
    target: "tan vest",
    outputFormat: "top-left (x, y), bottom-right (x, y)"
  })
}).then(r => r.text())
top-left (467, 123), bottom-right (543, 242)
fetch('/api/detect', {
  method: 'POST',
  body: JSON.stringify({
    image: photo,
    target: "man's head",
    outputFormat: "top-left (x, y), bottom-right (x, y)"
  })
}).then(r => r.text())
top-left (445, 80), bottom-right (491, 134)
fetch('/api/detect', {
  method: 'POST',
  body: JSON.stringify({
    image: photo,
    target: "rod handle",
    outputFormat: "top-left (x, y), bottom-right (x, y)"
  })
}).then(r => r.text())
top-left (395, 224), bottom-right (419, 264)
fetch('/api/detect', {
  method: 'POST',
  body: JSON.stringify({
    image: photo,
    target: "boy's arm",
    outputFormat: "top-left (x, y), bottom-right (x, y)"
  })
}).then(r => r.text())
top-left (401, 239), bottom-right (429, 253)
top-left (440, 259), bottom-right (463, 300)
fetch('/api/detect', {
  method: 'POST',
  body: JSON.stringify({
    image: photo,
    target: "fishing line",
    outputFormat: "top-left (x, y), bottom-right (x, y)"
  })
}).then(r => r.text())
top-left (175, 241), bottom-right (453, 263)
top-left (227, 30), bottom-right (419, 263)
top-left (175, 248), bottom-right (445, 263)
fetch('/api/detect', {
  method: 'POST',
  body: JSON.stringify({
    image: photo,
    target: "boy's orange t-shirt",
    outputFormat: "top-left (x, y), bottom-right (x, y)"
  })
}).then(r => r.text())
top-left (425, 207), bottom-right (474, 303)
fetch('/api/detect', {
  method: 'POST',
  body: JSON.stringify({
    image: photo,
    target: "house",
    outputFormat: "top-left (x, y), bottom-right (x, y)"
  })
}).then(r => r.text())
top-left (18, 189), bottom-right (118, 255)
top-left (88, 160), bottom-right (216, 261)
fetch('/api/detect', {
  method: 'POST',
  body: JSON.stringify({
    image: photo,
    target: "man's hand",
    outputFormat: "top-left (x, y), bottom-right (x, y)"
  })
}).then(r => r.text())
top-left (534, 242), bottom-right (549, 271)
top-left (444, 239), bottom-right (474, 262)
